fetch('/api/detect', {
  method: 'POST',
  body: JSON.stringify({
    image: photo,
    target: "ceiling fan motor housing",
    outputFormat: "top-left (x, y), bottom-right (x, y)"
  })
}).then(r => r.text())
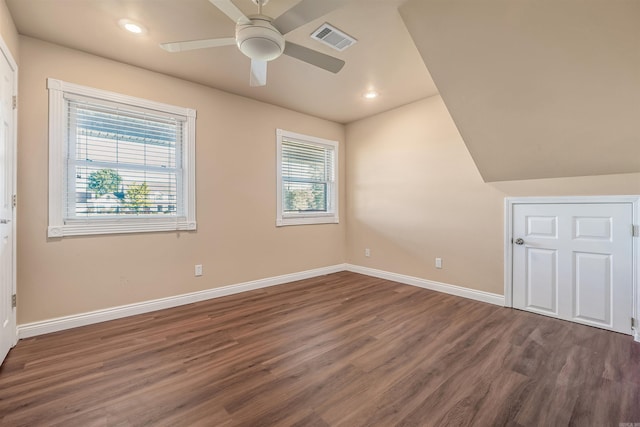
top-left (236, 16), bottom-right (285, 62)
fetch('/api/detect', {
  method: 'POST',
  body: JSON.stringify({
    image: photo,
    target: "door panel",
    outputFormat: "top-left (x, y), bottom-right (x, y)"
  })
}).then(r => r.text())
top-left (525, 247), bottom-right (558, 315)
top-left (526, 215), bottom-right (557, 238)
top-left (573, 252), bottom-right (611, 326)
top-left (513, 203), bottom-right (633, 334)
top-left (574, 217), bottom-right (611, 241)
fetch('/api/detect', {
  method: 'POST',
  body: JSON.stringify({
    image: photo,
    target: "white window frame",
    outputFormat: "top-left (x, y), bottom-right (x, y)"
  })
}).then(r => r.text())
top-left (47, 78), bottom-right (197, 237)
top-left (276, 128), bottom-right (339, 226)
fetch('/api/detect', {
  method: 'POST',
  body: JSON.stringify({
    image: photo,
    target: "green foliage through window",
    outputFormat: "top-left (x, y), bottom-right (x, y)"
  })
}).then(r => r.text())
top-left (124, 182), bottom-right (151, 213)
top-left (87, 169), bottom-right (122, 197)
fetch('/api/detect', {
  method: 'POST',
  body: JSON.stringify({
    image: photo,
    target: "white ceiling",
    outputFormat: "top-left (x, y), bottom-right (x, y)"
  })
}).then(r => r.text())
top-left (6, 0), bottom-right (438, 123)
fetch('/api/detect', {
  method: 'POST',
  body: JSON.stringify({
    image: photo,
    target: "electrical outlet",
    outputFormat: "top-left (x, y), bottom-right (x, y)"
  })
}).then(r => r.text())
top-left (435, 258), bottom-right (442, 269)
top-left (365, 248), bottom-right (371, 257)
top-left (195, 264), bottom-right (203, 276)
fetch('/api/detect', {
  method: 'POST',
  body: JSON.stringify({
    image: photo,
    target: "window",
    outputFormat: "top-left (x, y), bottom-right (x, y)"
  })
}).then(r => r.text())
top-left (276, 129), bottom-right (338, 226)
top-left (47, 78), bottom-right (196, 237)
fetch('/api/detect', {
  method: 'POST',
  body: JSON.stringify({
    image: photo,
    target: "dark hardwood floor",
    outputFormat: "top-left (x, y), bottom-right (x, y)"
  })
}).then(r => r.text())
top-left (1, 271), bottom-right (638, 426)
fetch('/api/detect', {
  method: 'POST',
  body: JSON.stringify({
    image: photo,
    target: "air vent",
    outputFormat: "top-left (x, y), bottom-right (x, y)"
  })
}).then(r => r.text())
top-left (310, 23), bottom-right (357, 52)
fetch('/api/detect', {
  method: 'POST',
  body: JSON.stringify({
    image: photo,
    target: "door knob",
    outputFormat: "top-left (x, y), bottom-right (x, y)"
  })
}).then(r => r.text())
top-left (0, 219), bottom-right (10, 224)
top-left (514, 238), bottom-right (524, 245)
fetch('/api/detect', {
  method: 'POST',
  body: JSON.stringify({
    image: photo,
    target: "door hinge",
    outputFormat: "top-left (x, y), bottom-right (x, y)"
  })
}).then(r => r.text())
top-left (11, 294), bottom-right (16, 309)
top-left (633, 225), bottom-right (639, 237)
top-left (12, 95), bottom-right (16, 110)
top-left (12, 194), bottom-right (16, 208)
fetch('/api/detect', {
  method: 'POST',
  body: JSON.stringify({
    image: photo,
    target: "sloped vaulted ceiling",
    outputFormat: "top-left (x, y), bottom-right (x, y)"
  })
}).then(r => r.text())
top-left (399, 0), bottom-right (640, 182)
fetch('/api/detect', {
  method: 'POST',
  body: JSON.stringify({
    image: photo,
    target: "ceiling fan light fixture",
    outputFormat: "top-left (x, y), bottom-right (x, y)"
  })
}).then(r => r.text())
top-left (236, 17), bottom-right (285, 61)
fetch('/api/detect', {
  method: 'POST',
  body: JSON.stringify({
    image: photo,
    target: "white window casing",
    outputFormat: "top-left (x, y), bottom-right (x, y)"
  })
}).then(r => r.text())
top-left (48, 78), bottom-right (197, 237)
top-left (276, 128), bottom-right (338, 226)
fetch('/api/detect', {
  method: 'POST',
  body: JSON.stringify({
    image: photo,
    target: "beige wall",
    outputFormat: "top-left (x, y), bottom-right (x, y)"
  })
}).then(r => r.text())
top-left (346, 95), bottom-right (640, 295)
top-left (17, 36), bottom-right (345, 324)
top-left (0, 0), bottom-right (18, 61)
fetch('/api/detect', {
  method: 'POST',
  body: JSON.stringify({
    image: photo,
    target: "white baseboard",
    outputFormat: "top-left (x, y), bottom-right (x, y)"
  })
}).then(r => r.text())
top-left (17, 263), bottom-right (504, 339)
top-left (17, 264), bottom-right (347, 339)
top-left (345, 264), bottom-right (505, 306)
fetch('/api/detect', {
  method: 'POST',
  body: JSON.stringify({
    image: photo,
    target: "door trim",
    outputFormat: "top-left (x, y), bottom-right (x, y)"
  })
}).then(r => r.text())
top-left (504, 196), bottom-right (640, 341)
top-left (0, 34), bottom-right (17, 348)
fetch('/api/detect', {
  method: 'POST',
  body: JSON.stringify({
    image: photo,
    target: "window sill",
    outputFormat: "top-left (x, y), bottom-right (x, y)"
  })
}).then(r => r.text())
top-left (276, 215), bottom-right (339, 227)
top-left (48, 218), bottom-right (197, 237)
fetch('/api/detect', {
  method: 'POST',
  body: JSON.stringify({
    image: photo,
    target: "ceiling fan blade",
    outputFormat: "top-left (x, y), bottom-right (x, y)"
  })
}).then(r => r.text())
top-left (160, 37), bottom-right (236, 53)
top-left (250, 59), bottom-right (267, 87)
top-left (209, 0), bottom-right (251, 25)
top-left (272, 0), bottom-right (349, 35)
top-left (283, 42), bottom-right (345, 74)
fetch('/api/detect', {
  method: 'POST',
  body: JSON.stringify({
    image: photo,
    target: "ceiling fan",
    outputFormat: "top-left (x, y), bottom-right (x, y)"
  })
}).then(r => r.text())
top-left (160, 0), bottom-right (348, 87)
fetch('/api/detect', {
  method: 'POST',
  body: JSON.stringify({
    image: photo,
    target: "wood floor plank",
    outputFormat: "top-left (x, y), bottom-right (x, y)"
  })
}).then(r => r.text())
top-left (1, 271), bottom-right (638, 426)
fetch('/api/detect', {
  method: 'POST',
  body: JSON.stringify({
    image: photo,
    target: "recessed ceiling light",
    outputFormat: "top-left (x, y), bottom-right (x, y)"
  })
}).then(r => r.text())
top-left (118, 19), bottom-right (146, 35)
top-left (363, 90), bottom-right (379, 99)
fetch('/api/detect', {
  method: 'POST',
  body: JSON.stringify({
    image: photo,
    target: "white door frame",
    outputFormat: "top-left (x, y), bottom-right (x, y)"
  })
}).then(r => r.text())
top-left (504, 196), bottom-right (640, 341)
top-left (0, 34), bottom-right (17, 350)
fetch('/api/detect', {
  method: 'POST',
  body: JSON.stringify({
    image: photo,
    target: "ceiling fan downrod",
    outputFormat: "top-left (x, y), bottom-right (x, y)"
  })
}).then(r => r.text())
top-left (251, 0), bottom-right (269, 14)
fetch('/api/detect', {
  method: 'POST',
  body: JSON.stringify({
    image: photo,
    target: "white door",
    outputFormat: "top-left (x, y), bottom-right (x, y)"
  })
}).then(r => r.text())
top-left (512, 203), bottom-right (633, 334)
top-left (0, 44), bottom-right (16, 365)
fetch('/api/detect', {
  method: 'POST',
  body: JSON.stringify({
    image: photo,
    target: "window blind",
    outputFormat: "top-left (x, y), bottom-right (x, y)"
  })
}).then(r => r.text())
top-left (281, 139), bottom-right (335, 213)
top-left (65, 97), bottom-right (184, 220)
